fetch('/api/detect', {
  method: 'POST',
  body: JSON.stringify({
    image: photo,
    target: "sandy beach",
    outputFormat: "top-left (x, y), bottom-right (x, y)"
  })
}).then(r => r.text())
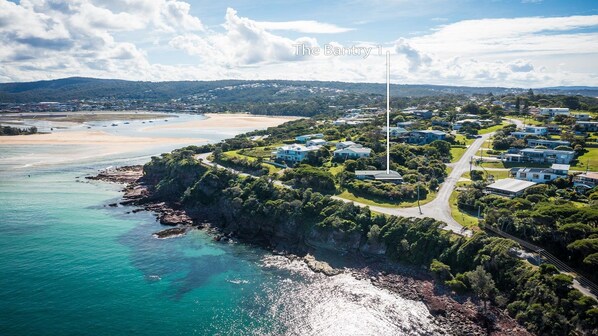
top-left (142, 113), bottom-right (299, 131)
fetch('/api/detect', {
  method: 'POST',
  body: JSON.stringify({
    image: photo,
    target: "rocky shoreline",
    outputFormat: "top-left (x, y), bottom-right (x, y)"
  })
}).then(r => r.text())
top-left (90, 165), bottom-right (531, 336)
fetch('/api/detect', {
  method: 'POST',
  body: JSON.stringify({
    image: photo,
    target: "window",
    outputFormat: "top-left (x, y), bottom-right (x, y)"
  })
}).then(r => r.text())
top-left (520, 173), bottom-right (526, 178)
top-left (544, 175), bottom-right (551, 180)
top-left (533, 174), bottom-right (539, 179)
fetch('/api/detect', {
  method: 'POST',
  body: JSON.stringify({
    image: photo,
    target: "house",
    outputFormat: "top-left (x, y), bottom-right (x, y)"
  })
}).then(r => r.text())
top-left (576, 121), bottom-right (598, 132)
top-left (306, 139), bottom-right (327, 147)
top-left (295, 133), bottom-right (324, 143)
top-left (355, 170), bottom-right (403, 183)
top-left (333, 146), bottom-right (372, 159)
top-left (575, 114), bottom-right (591, 121)
top-left (526, 139), bottom-right (571, 149)
top-left (453, 119), bottom-right (481, 130)
top-left (274, 144), bottom-right (320, 163)
top-left (573, 172), bottom-right (598, 188)
top-left (546, 124), bottom-right (562, 135)
top-left (412, 110), bottom-right (433, 119)
top-left (457, 114), bottom-right (480, 120)
top-left (540, 108), bottom-right (570, 118)
top-left (382, 126), bottom-right (409, 137)
top-left (485, 178), bottom-right (537, 198)
top-left (335, 141), bottom-right (359, 150)
top-left (511, 126), bottom-right (548, 138)
top-left (502, 148), bottom-right (576, 164)
top-left (510, 164), bottom-right (569, 183)
top-left (405, 130), bottom-right (447, 145)
top-left (396, 121), bottom-right (414, 128)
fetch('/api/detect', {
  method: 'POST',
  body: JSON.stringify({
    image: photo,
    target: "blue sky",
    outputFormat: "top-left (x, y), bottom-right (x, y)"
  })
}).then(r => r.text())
top-left (1, 0), bottom-right (598, 87)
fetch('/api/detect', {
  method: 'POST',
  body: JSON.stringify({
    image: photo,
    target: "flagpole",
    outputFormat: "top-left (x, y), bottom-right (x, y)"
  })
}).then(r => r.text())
top-left (386, 51), bottom-right (390, 175)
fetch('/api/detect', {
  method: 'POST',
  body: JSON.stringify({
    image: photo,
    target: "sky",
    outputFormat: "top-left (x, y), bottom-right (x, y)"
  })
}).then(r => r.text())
top-left (1, 0), bottom-right (597, 87)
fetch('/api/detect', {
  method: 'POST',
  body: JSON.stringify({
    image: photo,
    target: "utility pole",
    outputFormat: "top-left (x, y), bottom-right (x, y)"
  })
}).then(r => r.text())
top-left (417, 184), bottom-right (422, 214)
top-left (386, 53), bottom-right (406, 216)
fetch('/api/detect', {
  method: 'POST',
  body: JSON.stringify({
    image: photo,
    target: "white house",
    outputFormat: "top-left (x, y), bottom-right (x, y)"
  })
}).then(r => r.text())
top-left (510, 164), bottom-right (569, 183)
top-left (540, 108), bottom-right (570, 118)
top-left (485, 178), bottom-right (537, 198)
top-left (502, 148), bottom-right (575, 164)
top-left (333, 146), bottom-right (372, 159)
top-left (511, 126), bottom-right (548, 138)
top-left (307, 139), bottom-right (327, 147)
top-left (274, 144), bottom-right (320, 163)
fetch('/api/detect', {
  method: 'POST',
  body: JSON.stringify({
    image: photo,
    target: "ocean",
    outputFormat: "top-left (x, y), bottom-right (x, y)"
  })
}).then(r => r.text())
top-left (0, 114), bottom-right (440, 335)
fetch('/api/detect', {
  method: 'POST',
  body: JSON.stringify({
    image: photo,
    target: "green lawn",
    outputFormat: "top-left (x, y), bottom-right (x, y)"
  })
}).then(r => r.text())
top-left (478, 160), bottom-right (551, 169)
top-left (449, 190), bottom-right (480, 230)
top-left (450, 146), bottom-right (468, 163)
top-left (509, 116), bottom-right (543, 126)
top-left (571, 147), bottom-right (598, 171)
top-left (478, 121), bottom-right (508, 135)
top-left (463, 169), bottom-right (510, 180)
top-left (337, 190), bottom-right (436, 208)
top-left (454, 134), bottom-right (474, 146)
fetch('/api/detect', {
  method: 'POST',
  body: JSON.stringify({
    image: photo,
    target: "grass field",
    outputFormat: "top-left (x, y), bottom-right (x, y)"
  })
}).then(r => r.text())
top-left (478, 121), bottom-right (508, 135)
top-left (463, 169), bottom-right (510, 180)
top-left (454, 134), bottom-right (474, 146)
top-left (450, 146), bottom-right (468, 163)
top-left (449, 190), bottom-right (480, 230)
top-left (478, 160), bottom-right (551, 169)
top-left (571, 146), bottom-right (598, 171)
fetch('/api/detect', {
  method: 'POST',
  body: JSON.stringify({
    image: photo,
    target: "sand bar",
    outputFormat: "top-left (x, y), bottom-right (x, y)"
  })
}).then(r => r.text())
top-left (143, 113), bottom-right (299, 130)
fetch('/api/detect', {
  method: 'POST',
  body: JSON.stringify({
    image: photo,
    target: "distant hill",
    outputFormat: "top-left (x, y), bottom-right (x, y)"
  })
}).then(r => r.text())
top-left (0, 77), bottom-right (596, 103)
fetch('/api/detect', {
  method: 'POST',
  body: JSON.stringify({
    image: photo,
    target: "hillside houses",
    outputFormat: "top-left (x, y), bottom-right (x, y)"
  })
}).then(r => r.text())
top-left (575, 121), bottom-right (598, 132)
top-left (573, 172), bottom-right (598, 188)
top-left (403, 130), bottom-right (447, 145)
top-left (355, 170), bottom-right (403, 183)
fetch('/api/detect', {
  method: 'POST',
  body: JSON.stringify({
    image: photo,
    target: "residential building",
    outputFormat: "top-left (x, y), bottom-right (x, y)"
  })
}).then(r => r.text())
top-left (546, 124), bottom-right (562, 135)
top-left (274, 144), bottom-right (320, 163)
top-left (540, 108), bottom-right (570, 118)
top-left (485, 178), bottom-right (537, 197)
top-left (396, 121), bottom-right (414, 128)
top-left (306, 139), bottom-right (327, 147)
top-left (412, 109), bottom-right (433, 119)
top-left (453, 119), bottom-right (481, 130)
top-left (573, 172), bottom-right (598, 188)
top-left (382, 126), bottom-right (409, 137)
top-left (355, 170), bottom-right (403, 183)
top-left (333, 146), bottom-right (372, 159)
top-left (335, 141), bottom-right (359, 150)
top-left (576, 121), bottom-right (598, 132)
top-left (295, 133), bottom-right (324, 143)
top-left (511, 126), bottom-right (548, 138)
top-left (510, 164), bottom-right (569, 183)
top-left (502, 148), bottom-right (576, 164)
top-left (457, 113), bottom-right (480, 120)
top-left (526, 139), bottom-right (571, 149)
top-left (575, 114), bottom-right (591, 121)
top-left (405, 130), bottom-right (447, 145)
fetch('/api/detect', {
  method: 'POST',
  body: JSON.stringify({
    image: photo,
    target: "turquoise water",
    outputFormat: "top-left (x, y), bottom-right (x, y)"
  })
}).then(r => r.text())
top-left (0, 116), bottom-right (441, 335)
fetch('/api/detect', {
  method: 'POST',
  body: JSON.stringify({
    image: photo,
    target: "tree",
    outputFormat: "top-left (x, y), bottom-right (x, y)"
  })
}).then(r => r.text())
top-left (430, 259), bottom-right (452, 281)
top-left (468, 266), bottom-right (496, 312)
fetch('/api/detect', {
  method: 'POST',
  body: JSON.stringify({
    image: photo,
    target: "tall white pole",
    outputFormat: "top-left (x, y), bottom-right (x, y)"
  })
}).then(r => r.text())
top-left (386, 51), bottom-right (390, 174)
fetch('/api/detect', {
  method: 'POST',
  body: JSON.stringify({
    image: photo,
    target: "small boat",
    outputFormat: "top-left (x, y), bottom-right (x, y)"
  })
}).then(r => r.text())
top-left (111, 123), bottom-right (118, 127)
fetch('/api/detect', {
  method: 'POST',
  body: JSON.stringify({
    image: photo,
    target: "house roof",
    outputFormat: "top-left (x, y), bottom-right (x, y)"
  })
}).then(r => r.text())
top-left (335, 147), bottom-right (371, 154)
top-left (577, 172), bottom-right (598, 180)
top-left (278, 144), bottom-right (320, 152)
top-left (355, 170), bottom-right (403, 180)
top-left (486, 178), bottom-right (537, 193)
top-left (412, 130), bottom-right (446, 136)
top-left (520, 148), bottom-right (575, 155)
top-left (551, 164), bottom-right (570, 171)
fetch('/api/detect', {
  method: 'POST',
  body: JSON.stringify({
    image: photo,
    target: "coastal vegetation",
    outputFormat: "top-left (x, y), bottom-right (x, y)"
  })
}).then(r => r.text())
top-left (0, 125), bottom-right (37, 136)
top-left (142, 146), bottom-right (597, 335)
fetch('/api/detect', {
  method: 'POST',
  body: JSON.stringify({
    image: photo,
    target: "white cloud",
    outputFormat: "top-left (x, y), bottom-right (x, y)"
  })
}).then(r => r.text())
top-left (255, 20), bottom-right (353, 34)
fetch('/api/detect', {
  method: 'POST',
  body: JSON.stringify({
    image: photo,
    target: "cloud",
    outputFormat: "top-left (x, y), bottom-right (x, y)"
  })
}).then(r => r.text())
top-left (170, 8), bottom-right (318, 66)
top-left (255, 20), bottom-right (353, 34)
top-left (394, 38), bottom-right (431, 72)
top-left (509, 60), bottom-right (534, 72)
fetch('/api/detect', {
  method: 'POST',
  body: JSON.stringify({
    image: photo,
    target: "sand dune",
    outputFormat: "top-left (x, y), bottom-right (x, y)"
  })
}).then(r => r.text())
top-left (142, 113), bottom-right (299, 130)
